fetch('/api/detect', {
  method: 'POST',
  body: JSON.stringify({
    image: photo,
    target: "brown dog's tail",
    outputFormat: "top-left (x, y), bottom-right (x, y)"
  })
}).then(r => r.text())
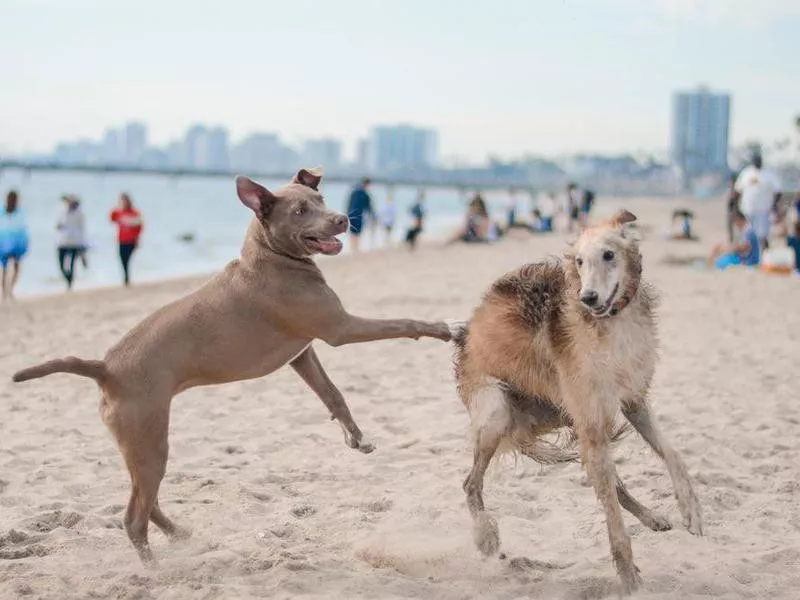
top-left (12, 357), bottom-right (107, 384)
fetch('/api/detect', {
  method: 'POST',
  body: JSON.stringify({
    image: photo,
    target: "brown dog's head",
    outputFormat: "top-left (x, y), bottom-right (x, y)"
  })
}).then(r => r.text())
top-left (564, 209), bottom-right (642, 318)
top-left (236, 168), bottom-right (349, 258)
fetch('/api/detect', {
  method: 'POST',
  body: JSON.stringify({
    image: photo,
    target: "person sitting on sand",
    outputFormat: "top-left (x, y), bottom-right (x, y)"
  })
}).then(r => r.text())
top-left (707, 210), bottom-right (760, 270)
top-left (448, 193), bottom-right (491, 244)
top-left (669, 209), bottom-right (698, 241)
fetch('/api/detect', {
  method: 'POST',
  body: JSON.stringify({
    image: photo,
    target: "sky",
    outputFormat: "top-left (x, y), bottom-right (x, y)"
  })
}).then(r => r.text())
top-left (1, 0), bottom-right (798, 163)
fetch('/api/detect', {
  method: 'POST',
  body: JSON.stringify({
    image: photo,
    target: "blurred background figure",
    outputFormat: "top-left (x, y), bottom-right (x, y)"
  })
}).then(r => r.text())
top-left (707, 210), bottom-right (760, 269)
top-left (725, 173), bottom-right (740, 243)
top-left (346, 177), bottom-right (374, 253)
top-left (580, 188), bottom-right (595, 228)
top-left (0, 190), bottom-right (28, 301)
top-left (537, 193), bottom-right (556, 233)
top-left (669, 209), bottom-right (698, 241)
top-left (506, 188), bottom-right (518, 229)
top-left (566, 182), bottom-right (582, 232)
top-left (405, 191), bottom-right (426, 250)
top-left (735, 153), bottom-right (781, 251)
top-left (448, 193), bottom-right (491, 244)
top-left (379, 193), bottom-right (396, 247)
top-left (56, 194), bottom-right (87, 290)
top-left (110, 193), bottom-right (143, 286)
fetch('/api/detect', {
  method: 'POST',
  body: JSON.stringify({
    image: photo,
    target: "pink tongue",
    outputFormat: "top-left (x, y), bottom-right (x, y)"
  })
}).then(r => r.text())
top-left (317, 238), bottom-right (342, 253)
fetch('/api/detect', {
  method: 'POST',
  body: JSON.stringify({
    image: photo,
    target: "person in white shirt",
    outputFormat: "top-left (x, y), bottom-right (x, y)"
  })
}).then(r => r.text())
top-left (734, 154), bottom-right (781, 250)
top-left (56, 195), bottom-right (87, 290)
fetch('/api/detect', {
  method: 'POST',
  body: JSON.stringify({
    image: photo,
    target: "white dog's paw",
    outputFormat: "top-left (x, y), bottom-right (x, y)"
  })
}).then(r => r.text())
top-left (445, 319), bottom-right (468, 342)
top-left (473, 511), bottom-right (500, 556)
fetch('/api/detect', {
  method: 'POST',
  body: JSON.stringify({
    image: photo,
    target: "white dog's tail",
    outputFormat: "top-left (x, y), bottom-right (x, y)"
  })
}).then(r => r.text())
top-left (12, 357), bottom-right (107, 384)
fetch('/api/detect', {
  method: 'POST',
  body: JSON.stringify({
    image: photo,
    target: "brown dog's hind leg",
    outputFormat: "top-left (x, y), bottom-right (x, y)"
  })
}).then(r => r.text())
top-left (150, 502), bottom-right (190, 540)
top-left (615, 471), bottom-right (672, 531)
top-left (463, 381), bottom-right (510, 557)
top-left (579, 427), bottom-right (641, 595)
top-left (290, 346), bottom-right (374, 453)
top-left (622, 403), bottom-right (704, 535)
top-left (105, 402), bottom-right (171, 565)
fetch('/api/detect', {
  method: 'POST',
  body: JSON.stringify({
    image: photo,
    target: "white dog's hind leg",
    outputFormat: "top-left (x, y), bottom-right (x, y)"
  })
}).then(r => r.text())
top-left (622, 403), bottom-right (704, 536)
top-left (463, 380), bottom-right (511, 557)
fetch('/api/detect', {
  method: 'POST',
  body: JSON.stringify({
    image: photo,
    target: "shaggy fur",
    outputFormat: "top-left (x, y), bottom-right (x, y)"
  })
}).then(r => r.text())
top-left (452, 210), bottom-right (703, 595)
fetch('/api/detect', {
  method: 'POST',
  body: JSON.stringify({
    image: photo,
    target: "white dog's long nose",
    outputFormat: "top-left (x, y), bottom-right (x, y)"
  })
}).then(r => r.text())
top-left (581, 291), bottom-right (599, 307)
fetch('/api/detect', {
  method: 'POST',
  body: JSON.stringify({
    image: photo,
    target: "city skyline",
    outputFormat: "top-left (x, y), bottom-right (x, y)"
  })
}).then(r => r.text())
top-left (1, 1), bottom-right (798, 162)
top-left (36, 121), bottom-right (442, 175)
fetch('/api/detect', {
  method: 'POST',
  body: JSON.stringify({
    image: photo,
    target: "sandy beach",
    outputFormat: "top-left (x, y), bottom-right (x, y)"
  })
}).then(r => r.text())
top-left (1, 197), bottom-right (799, 600)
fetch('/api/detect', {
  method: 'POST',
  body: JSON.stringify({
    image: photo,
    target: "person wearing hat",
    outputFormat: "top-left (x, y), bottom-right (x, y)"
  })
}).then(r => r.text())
top-left (56, 194), bottom-right (87, 290)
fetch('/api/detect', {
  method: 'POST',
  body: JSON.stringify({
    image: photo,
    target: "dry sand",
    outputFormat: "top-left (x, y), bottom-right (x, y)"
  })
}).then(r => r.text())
top-left (1, 198), bottom-right (799, 599)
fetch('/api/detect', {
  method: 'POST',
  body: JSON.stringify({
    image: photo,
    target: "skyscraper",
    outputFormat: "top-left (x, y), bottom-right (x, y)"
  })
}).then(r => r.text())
top-left (671, 86), bottom-right (731, 179)
top-left (301, 138), bottom-right (342, 171)
top-left (368, 125), bottom-right (438, 173)
top-left (123, 122), bottom-right (147, 165)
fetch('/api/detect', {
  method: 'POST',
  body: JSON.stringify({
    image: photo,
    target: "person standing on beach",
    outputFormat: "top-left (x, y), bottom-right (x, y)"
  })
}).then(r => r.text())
top-left (0, 190), bottom-right (29, 301)
top-left (566, 183), bottom-right (581, 232)
top-left (725, 173), bottom-right (740, 243)
top-left (56, 195), bottom-right (87, 290)
top-left (346, 177), bottom-right (374, 253)
top-left (405, 191), bottom-right (426, 250)
top-left (379, 194), bottom-right (397, 246)
top-left (110, 193), bottom-right (143, 286)
top-left (735, 153), bottom-right (781, 251)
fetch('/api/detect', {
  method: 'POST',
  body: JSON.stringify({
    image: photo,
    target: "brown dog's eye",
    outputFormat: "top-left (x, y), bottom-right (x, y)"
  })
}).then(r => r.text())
top-left (603, 250), bottom-right (615, 262)
top-left (575, 257), bottom-right (583, 267)
top-left (294, 206), bottom-right (305, 216)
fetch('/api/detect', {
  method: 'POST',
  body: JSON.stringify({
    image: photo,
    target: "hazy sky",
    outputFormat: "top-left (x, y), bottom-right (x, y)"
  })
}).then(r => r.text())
top-left (2, 0), bottom-right (798, 162)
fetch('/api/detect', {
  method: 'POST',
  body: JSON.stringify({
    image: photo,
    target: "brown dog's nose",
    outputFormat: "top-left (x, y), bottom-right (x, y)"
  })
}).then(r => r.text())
top-left (332, 213), bottom-right (349, 232)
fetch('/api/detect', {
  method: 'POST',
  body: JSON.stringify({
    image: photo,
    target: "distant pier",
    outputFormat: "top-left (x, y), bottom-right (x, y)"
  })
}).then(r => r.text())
top-left (0, 160), bottom-right (537, 194)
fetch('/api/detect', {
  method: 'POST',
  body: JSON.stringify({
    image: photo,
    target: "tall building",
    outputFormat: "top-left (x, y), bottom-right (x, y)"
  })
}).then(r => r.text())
top-left (102, 128), bottom-right (124, 164)
top-left (206, 127), bottom-right (230, 170)
top-left (355, 138), bottom-right (371, 173)
top-left (230, 133), bottom-right (296, 173)
top-left (301, 138), bottom-right (342, 171)
top-left (367, 125), bottom-right (438, 172)
top-left (671, 86), bottom-right (731, 179)
top-left (123, 122), bottom-right (147, 165)
top-left (184, 124), bottom-right (208, 169)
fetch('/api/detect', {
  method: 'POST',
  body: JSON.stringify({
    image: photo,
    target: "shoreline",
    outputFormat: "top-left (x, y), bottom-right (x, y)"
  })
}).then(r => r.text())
top-left (1, 237), bottom-right (448, 307)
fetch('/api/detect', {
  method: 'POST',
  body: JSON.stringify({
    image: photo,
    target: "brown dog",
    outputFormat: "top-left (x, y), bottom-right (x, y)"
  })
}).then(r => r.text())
top-left (13, 168), bottom-right (456, 564)
top-left (452, 210), bottom-right (703, 595)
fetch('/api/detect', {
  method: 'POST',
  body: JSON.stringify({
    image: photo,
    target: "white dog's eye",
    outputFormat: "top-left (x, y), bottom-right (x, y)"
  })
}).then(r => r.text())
top-left (295, 207), bottom-right (305, 216)
top-left (575, 257), bottom-right (583, 267)
top-left (603, 250), bottom-right (615, 261)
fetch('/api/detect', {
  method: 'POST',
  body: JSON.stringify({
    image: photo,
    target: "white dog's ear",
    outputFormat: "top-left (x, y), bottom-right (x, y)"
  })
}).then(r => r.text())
top-left (293, 167), bottom-right (323, 190)
top-left (610, 209), bottom-right (636, 226)
top-left (236, 176), bottom-right (277, 218)
top-left (609, 209), bottom-right (637, 238)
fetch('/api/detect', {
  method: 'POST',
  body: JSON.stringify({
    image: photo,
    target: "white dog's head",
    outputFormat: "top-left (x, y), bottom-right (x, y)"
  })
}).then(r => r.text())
top-left (565, 209), bottom-right (641, 318)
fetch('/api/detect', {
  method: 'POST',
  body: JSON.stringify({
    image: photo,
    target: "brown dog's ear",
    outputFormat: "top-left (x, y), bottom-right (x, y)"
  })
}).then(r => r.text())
top-left (293, 167), bottom-right (323, 191)
top-left (236, 176), bottom-right (277, 218)
top-left (610, 209), bottom-right (637, 226)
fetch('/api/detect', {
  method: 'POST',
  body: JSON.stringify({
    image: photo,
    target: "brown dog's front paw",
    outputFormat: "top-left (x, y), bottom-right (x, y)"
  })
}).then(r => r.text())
top-left (342, 427), bottom-right (375, 454)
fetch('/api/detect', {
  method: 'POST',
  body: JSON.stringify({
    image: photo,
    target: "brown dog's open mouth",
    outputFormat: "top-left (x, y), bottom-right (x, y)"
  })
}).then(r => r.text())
top-left (304, 235), bottom-right (344, 255)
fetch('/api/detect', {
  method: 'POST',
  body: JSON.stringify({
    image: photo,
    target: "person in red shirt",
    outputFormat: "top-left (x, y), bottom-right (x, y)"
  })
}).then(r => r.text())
top-left (110, 193), bottom-right (143, 286)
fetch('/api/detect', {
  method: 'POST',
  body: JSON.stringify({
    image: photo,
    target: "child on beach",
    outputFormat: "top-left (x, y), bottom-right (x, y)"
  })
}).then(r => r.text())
top-left (0, 190), bottom-right (29, 301)
top-left (707, 210), bottom-right (760, 270)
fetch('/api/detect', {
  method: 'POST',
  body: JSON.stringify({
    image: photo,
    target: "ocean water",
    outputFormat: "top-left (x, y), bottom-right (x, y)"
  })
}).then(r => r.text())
top-left (0, 169), bottom-right (511, 297)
